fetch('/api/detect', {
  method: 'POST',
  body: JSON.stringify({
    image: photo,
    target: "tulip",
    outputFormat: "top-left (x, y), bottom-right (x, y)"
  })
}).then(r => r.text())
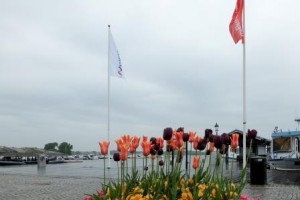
top-left (204, 129), bottom-right (213, 139)
top-left (247, 129), bottom-right (257, 139)
top-left (231, 133), bottom-right (239, 149)
top-left (174, 131), bottom-right (184, 148)
top-left (177, 127), bottom-right (184, 132)
top-left (142, 135), bottom-right (148, 142)
top-left (156, 137), bottom-right (164, 149)
top-left (192, 156), bottom-right (200, 169)
top-left (130, 136), bottom-right (140, 154)
top-left (121, 134), bottom-right (132, 147)
top-left (221, 133), bottom-right (231, 145)
top-left (197, 139), bottom-right (207, 151)
top-left (150, 137), bottom-right (157, 145)
top-left (115, 139), bottom-right (124, 152)
top-left (97, 189), bottom-right (105, 197)
top-left (141, 141), bottom-right (152, 157)
top-left (213, 135), bottom-right (222, 149)
top-left (157, 148), bottom-right (164, 155)
top-left (209, 142), bottom-right (214, 152)
top-left (163, 127), bottom-right (173, 140)
top-left (150, 147), bottom-right (156, 156)
top-left (188, 131), bottom-right (196, 143)
top-left (131, 136), bottom-right (140, 149)
top-left (118, 143), bottom-right (129, 161)
top-left (159, 160), bottom-right (164, 166)
top-left (193, 136), bottom-right (200, 150)
top-left (113, 153), bottom-right (120, 162)
top-left (98, 141), bottom-right (110, 155)
top-left (183, 133), bottom-right (189, 142)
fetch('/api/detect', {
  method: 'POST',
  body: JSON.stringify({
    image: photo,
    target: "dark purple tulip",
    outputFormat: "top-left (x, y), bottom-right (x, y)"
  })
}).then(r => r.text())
top-left (177, 127), bottom-right (184, 132)
top-left (163, 127), bottom-right (173, 140)
top-left (144, 166), bottom-right (148, 171)
top-left (209, 134), bottom-right (215, 143)
top-left (206, 150), bottom-right (211, 155)
top-left (183, 133), bottom-right (189, 142)
top-left (150, 137), bottom-right (157, 145)
top-left (197, 140), bottom-right (207, 151)
top-left (154, 143), bottom-right (160, 151)
top-left (157, 148), bottom-right (164, 155)
top-left (150, 147), bottom-right (156, 155)
top-left (159, 160), bottom-right (164, 166)
top-left (205, 129), bottom-right (213, 139)
top-left (113, 153), bottom-right (120, 162)
top-left (221, 133), bottom-right (231, 145)
top-left (213, 136), bottom-right (222, 149)
top-left (248, 129), bottom-right (257, 139)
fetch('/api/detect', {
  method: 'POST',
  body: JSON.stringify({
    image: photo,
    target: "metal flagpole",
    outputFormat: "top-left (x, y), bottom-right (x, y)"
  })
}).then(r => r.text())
top-left (242, 0), bottom-right (247, 168)
top-left (107, 25), bottom-right (111, 169)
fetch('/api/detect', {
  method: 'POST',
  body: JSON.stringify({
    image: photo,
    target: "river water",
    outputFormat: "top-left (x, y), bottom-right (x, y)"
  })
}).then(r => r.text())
top-left (0, 155), bottom-right (244, 181)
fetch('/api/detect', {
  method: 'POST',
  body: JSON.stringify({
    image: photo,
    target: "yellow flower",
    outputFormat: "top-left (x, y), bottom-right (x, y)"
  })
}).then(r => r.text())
top-left (198, 184), bottom-right (207, 198)
top-left (188, 178), bottom-right (193, 185)
top-left (211, 188), bottom-right (216, 198)
top-left (230, 183), bottom-right (236, 190)
top-left (181, 192), bottom-right (188, 200)
top-left (122, 184), bottom-right (127, 193)
top-left (180, 178), bottom-right (185, 186)
top-left (133, 186), bottom-right (143, 194)
top-left (164, 181), bottom-right (168, 189)
top-left (186, 188), bottom-right (193, 200)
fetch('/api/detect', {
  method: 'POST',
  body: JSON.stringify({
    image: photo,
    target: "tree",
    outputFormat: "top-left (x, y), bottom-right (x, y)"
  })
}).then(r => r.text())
top-left (58, 142), bottom-right (73, 155)
top-left (44, 142), bottom-right (58, 151)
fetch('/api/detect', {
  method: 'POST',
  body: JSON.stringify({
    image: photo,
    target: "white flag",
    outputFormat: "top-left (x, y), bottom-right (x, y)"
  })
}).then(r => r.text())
top-left (109, 30), bottom-right (124, 78)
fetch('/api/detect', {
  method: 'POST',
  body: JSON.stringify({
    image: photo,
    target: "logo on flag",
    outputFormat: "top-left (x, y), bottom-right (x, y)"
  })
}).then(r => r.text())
top-left (109, 30), bottom-right (124, 78)
top-left (229, 0), bottom-right (244, 44)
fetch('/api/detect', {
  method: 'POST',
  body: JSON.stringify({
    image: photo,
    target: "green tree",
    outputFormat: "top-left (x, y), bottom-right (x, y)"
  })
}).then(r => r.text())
top-left (58, 142), bottom-right (73, 155)
top-left (44, 142), bottom-right (58, 151)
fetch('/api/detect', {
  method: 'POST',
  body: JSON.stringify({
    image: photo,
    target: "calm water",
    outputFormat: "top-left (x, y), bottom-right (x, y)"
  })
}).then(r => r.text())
top-left (0, 156), bottom-right (243, 180)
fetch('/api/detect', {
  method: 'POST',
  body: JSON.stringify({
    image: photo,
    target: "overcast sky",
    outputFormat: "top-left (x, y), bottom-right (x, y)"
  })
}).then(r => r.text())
top-left (1, 0), bottom-right (300, 151)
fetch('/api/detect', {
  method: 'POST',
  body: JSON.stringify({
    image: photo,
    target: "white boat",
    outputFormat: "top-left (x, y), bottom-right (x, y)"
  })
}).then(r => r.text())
top-left (268, 125), bottom-right (300, 170)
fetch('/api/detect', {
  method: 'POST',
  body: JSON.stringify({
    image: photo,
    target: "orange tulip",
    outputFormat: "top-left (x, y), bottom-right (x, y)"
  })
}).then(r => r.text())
top-left (121, 134), bottom-right (132, 147)
top-left (98, 141), bottom-right (110, 155)
top-left (188, 131), bottom-right (196, 143)
top-left (193, 136), bottom-right (200, 150)
top-left (209, 142), bottom-right (215, 152)
top-left (192, 156), bottom-right (200, 169)
top-left (231, 133), bottom-right (239, 149)
top-left (142, 135), bottom-right (148, 142)
top-left (175, 131), bottom-right (184, 148)
top-left (115, 139), bottom-right (124, 152)
top-left (156, 137), bottom-right (164, 149)
top-left (141, 141), bottom-right (152, 157)
top-left (167, 139), bottom-right (177, 151)
top-left (130, 136), bottom-right (140, 153)
top-left (119, 144), bottom-right (128, 161)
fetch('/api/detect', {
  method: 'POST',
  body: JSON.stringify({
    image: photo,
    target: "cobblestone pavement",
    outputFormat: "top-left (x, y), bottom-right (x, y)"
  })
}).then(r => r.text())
top-left (0, 173), bottom-right (100, 200)
top-left (242, 184), bottom-right (300, 200)
top-left (1, 169), bottom-right (300, 200)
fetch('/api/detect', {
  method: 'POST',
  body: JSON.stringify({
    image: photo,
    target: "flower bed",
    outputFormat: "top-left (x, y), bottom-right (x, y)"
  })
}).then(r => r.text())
top-left (84, 128), bottom-right (260, 200)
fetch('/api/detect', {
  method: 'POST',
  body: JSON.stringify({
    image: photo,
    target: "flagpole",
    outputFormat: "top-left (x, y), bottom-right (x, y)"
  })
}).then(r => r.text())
top-left (242, 0), bottom-right (247, 169)
top-left (107, 24), bottom-right (111, 169)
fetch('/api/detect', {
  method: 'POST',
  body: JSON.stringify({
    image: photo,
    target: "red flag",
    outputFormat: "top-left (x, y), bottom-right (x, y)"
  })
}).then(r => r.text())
top-left (229, 0), bottom-right (244, 44)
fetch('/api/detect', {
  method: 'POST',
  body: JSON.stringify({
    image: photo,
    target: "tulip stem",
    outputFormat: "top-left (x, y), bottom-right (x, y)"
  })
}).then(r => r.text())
top-left (104, 157), bottom-right (106, 184)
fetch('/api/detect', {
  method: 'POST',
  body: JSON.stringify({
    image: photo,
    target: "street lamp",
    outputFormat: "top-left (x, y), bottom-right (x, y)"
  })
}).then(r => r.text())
top-left (214, 123), bottom-right (219, 135)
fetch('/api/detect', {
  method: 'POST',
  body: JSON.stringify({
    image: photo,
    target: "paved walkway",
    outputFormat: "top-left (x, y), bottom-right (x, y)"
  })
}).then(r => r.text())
top-left (1, 170), bottom-right (300, 200)
top-left (0, 173), bottom-right (100, 200)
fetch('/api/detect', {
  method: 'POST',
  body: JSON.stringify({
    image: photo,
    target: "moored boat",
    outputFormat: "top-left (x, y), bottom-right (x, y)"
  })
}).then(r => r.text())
top-left (268, 123), bottom-right (300, 170)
